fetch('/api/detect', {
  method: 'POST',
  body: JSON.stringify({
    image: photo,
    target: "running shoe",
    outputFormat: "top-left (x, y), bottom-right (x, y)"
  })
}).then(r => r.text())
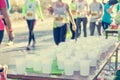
top-left (32, 42), bottom-right (36, 48)
top-left (26, 46), bottom-right (30, 51)
top-left (7, 41), bottom-right (14, 46)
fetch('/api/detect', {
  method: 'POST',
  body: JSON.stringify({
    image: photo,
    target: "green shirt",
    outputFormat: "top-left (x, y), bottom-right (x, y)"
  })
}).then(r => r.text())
top-left (70, 2), bottom-right (77, 18)
top-left (22, 0), bottom-right (44, 20)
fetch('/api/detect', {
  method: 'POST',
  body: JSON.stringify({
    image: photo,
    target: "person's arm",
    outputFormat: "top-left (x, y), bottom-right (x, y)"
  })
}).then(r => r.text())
top-left (87, 4), bottom-right (91, 16)
top-left (98, 3), bottom-right (103, 19)
top-left (22, 2), bottom-right (27, 18)
top-left (66, 3), bottom-right (76, 31)
top-left (85, 2), bottom-right (89, 16)
top-left (102, 0), bottom-right (106, 5)
top-left (107, 5), bottom-right (114, 13)
top-left (37, 1), bottom-right (44, 20)
top-left (1, 8), bottom-right (12, 31)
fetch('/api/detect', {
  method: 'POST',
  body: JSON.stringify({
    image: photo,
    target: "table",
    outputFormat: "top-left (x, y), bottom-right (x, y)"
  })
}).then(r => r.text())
top-left (7, 43), bottom-right (120, 80)
top-left (105, 29), bottom-right (118, 39)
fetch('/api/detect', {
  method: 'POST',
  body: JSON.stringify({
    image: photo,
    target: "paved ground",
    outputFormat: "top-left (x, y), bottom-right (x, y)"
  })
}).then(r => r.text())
top-left (0, 17), bottom-right (56, 65)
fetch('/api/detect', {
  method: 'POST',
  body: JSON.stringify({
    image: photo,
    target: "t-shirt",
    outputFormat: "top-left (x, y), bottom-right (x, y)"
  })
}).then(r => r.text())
top-left (89, 2), bottom-right (103, 22)
top-left (23, 0), bottom-right (41, 20)
top-left (77, 0), bottom-right (87, 18)
top-left (0, 0), bottom-right (7, 30)
top-left (102, 3), bottom-right (112, 24)
top-left (70, 2), bottom-right (77, 18)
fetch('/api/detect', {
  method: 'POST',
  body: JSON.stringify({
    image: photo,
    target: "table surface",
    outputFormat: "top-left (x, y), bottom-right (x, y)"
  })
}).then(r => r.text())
top-left (105, 29), bottom-right (118, 31)
top-left (7, 44), bottom-right (119, 80)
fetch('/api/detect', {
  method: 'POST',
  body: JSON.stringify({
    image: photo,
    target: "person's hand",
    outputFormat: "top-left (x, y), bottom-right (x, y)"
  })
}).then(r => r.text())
top-left (0, 15), bottom-right (3, 19)
top-left (9, 31), bottom-right (15, 41)
top-left (87, 11), bottom-right (90, 16)
top-left (48, 5), bottom-right (54, 14)
top-left (72, 24), bottom-right (77, 31)
top-left (23, 16), bottom-right (25, 19)
top-left (41, 19), bottom-right (44, 21)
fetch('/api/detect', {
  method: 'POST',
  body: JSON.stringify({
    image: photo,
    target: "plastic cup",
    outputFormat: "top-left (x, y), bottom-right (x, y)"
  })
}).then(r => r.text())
top-left (32, 55), bottom-right (42, 71)
top-left (57, 55), bottom-right (66, 70)
top-left (71, 57), bottom-right (80, 71)
top-left (14, 56), bottom-right (26, 74)
top-left (64, 60), bottom-right (74, 75)
top-left (25, 54), bottom-right (35, 68)
top-left (41, 59), bottom-right (52, 74)
top-left (80, 60), bottom-right (90, 76)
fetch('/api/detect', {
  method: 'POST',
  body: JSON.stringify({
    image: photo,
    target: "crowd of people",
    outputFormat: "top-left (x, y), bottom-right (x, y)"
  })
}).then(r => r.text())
top-left (48, 0), bottom-right (119, 45)
top-left (0, 0), bottom-right (119, 48)
top-left (0, 0), bottom-right (120, 80)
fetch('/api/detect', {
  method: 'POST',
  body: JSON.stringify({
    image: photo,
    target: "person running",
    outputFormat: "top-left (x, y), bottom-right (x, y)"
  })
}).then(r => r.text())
top-left (102, 1), bottom-right (114, 30)
top-left (48, 0), bottom-right (76, 45)
top-left (0, 0), bottom-right (13, 45)
top-left (89, 0), bottom-right (103, 36)
top-left (69, 0), bottom-right (77, 39)
top-left (2, 0), bottom-right (14, 46)
top-left (22, 0), bottom-right (44, 50)
top-left (76, 0), bottom-right (88, 37)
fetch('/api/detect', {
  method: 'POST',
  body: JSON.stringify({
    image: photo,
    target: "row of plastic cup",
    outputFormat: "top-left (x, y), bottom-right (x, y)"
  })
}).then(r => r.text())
top-left (13, 36), bottom-right (117, 76)
top-left (64, 59), bottom-right (90, 76)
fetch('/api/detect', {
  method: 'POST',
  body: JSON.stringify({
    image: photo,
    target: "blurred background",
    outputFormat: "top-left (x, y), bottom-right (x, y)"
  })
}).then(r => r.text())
top-left (9, 0), bottom-right (108, 21)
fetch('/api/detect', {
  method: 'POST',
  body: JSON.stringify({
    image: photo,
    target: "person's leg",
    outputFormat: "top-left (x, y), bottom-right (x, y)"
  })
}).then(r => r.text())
top-left (31, 20), bottom-right (36, 47)
top-left (0, 30), bottom-right (4, 45)
top-left (76, 18), bottom-right (82, 38)
top-left (90, 22), bottom-right (95, 36)
top-left (102, 21), bottom-right (110, 30)
top-left (82, 17), bottom-right (87, 37)
top-left (70, 19), bottom-right (76, 39)
top-left (53, 27), bottom-right (60, 45)
top-left (96, 21), bottom-right (102, 36)
top-left (26, 20), bottom-right (34, 50)
top-left (2, 18), bottom-right (13, 46)
top-left (60, 24), bottom-right (67, 43)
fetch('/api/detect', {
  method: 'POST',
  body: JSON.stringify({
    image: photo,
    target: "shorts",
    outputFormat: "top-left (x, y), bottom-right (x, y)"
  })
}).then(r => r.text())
top-left (2, 19), bottom-right (6, 26)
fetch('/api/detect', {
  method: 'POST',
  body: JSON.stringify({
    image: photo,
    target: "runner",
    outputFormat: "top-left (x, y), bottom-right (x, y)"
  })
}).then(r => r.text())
top-left (3, 0), bottom-right (14, 46)
top-left (69, 0), bottom-right (77, 39)
top-left (48, 0), bottom-right (76, 45)
top-left (89, 0), bottom-right (103, 36)
top-left (0, 0), bottom-right (13, 45)
top-left (102, 1), bottom-right (114, 30)
top-left (76, 0), bottom-right (88, 37)
top-left (22, 0), bottom-right (44, 50)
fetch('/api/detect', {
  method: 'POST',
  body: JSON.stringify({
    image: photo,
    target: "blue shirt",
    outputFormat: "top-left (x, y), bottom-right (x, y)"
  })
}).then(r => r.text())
top-left (102, 3), bottom-right (112, 24)
top-left (116, 3), bottom-right (120, 12)
top-left (6, 0), bottom-right (11, 12)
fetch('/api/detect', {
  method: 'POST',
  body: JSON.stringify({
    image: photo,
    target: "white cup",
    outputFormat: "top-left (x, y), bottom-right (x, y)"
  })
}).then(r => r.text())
top-left (57, 55), bottom-right (66, 70)
top-left (64, 60), bottom-right (74, 75)
top-left (80, 60), bottom-right (90, 76)
top-left (32, 55), bottom-right (42, 71)
top-left (72, 57), bottom-right (80, 71)
top-left (14, 56), bottom-right (26, 74)
top-left (41, 59), bottom-right (52, 74)
top-left (25, 54), bottom-right (35, 68)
